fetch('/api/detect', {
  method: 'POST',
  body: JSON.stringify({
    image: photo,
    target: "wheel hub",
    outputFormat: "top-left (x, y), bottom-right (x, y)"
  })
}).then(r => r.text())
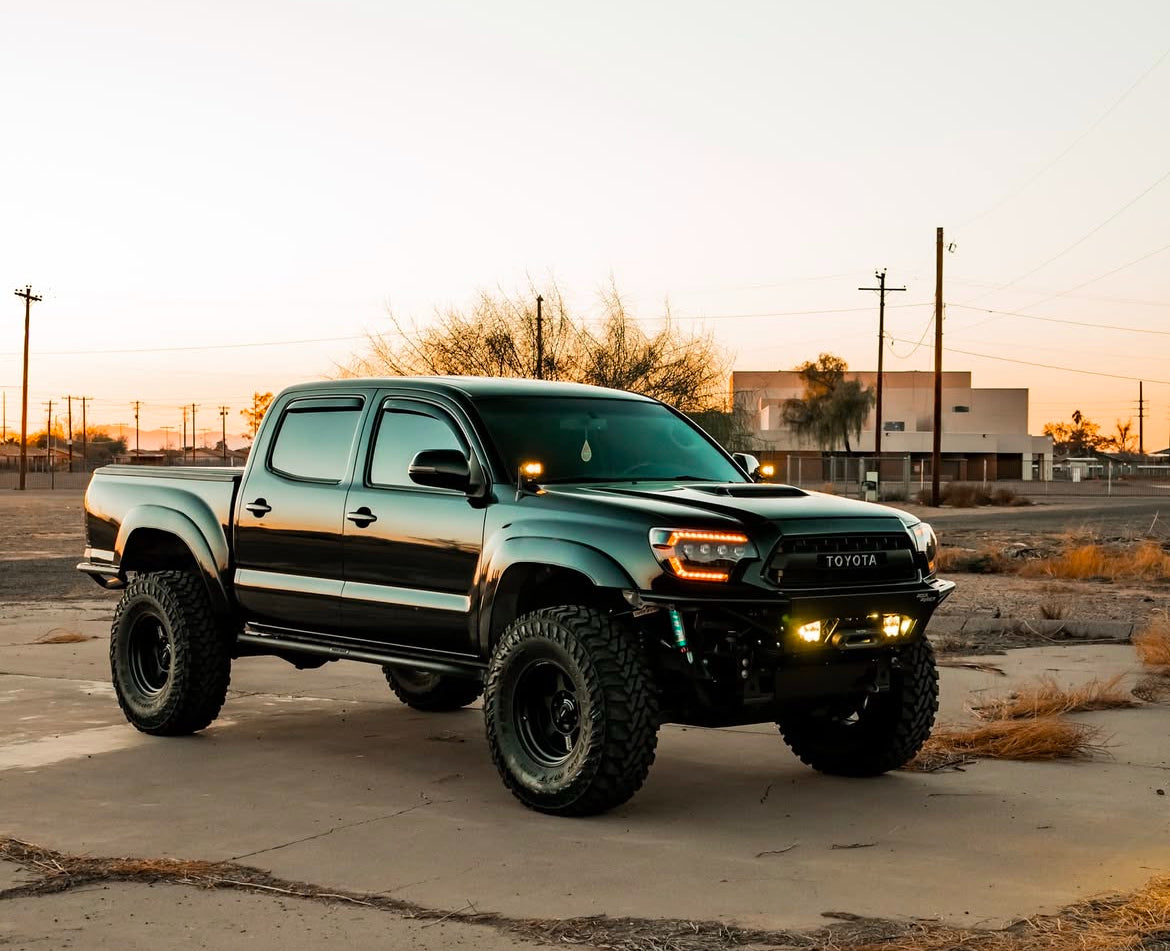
top-left (551, 691), bottom-right (578, 734)
top-left (513, 660), bottom-right (582, 767)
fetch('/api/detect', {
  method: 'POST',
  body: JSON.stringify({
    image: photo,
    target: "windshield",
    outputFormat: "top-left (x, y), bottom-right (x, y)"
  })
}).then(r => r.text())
top-left (475, 396), bottom-right (748, 484)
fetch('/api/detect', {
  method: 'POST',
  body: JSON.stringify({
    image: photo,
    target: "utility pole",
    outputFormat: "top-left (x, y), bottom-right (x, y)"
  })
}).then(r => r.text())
top-left (932, 227), bottom-right (944, 507)
top-left (191, 403), bottom-right (198, 462)
top-left (160, 425), bottom-right (175, 457)
top-left (44, 399), bottom-right (53, 486)
top-left (132, 401), bottom-right (141, 458)
top-left (64, 396), bottom-right (74, 472)
top-left (535, 295), bottom-right (544, 380)
top-left (858, 269), bottom-right (906, 460)
top-left (1138, 381), bottom-right (1145, 456)
top-left (181, 407), bottom-right (188, 462)
top-left (79, 397), bottom-right (90, 471)
top-left (14, 285), bottom-right (41, 491)
top-left (219, 405), bottom-right (229, 460)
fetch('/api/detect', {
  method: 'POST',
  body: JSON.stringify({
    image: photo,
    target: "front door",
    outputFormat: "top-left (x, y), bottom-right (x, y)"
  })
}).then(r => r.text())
top-left (340, 397), bottom-right (487, 655)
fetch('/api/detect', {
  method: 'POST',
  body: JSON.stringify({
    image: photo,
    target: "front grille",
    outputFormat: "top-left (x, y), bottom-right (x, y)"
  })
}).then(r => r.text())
top-left (768, 533), bottom-right (917, 588)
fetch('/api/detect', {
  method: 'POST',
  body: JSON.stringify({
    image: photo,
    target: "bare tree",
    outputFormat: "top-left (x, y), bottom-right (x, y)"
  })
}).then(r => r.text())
top-left (341, 280), bottom-right (728, 413)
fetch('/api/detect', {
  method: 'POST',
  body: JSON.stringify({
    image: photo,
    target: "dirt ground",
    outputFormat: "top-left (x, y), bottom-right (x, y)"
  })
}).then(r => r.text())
top-left (0, 491), bottom-right (116, 604)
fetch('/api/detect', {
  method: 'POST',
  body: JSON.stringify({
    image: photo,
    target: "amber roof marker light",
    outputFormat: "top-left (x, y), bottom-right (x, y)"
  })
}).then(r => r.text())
top-left (516, 460), bottom-right (545, 500)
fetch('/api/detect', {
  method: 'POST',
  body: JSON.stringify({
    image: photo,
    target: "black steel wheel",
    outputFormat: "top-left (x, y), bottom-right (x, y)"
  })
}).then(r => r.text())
top-left (381, 666), bottom-right (483, 712)
top-left (777, 638), bottom-right (938, 776)
top-left (110, 570), bottom-right (231, 736)
top-left (513, 658), bottom-right (581, 767)
top-left (484, 605), bottom-right (659, 816)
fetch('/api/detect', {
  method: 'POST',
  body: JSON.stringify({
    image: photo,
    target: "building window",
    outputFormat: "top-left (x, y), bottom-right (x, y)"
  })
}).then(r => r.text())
top-left (883, 421), bottom-right (905, 432)
top-left (953, 405), bottom-right (970, 413)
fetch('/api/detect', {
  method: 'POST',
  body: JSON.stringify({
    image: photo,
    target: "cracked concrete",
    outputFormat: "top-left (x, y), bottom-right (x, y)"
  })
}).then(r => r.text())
top-left (3, 592), bottom-right (1170, 944)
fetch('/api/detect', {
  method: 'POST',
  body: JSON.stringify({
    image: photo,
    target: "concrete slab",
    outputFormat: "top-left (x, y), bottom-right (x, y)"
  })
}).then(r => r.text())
top-left (0, 883), bottom-right (553, 950)
top-left (3, 601), bottom-right (1168, 935)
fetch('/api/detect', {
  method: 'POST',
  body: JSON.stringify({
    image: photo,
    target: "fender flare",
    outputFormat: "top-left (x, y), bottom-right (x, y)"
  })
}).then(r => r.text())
top-left (477, 536), bottom-right (635, 652)
top-left (115, 504), bottom-right (232, 619)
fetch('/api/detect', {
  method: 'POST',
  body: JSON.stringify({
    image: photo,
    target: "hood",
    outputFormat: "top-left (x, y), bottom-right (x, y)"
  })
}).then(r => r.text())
top-left (545, 482), bottom-right (916, 532)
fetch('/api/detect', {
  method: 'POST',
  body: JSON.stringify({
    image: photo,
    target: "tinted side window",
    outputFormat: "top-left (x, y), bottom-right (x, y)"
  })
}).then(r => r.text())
top-left (369, 409), bottom-right (465, 487)
top-left (270, 407), bottom-right (363, 482)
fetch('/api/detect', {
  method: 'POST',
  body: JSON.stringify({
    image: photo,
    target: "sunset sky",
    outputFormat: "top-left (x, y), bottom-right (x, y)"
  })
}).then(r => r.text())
top-left (2, 1), bottom-right (1168, 447)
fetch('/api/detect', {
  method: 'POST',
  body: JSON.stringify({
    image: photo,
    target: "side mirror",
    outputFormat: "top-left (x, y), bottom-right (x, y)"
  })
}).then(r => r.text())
top-left (408, 449), bottom-right (472, 492)
top-left (731, 452), bottom-right (760, 478)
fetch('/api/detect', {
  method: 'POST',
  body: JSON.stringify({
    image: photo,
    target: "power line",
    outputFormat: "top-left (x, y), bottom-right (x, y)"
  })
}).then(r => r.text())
top-left (1013, 238), bottom-right (1170, 311)
top-left (964, 163), bottom-right (1170, 303)
top-left (887, 335), bottom-right (1170, 385)
top-left (947, 303), bottom-right (1170, 335)
top-left (0, 332), bottom-right (374, 358)
top-left (960, 44), bottom-right (1170, 229)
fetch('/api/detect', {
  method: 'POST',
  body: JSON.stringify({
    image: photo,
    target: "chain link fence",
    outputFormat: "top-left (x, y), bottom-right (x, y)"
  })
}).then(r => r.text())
top-left (750, 453), bottom-right (1170, 501)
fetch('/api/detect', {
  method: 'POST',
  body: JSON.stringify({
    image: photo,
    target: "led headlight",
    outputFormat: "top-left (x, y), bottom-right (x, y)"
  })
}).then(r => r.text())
top-left (649, 528), bottom-right (756, 582)
top-left (909, 521), bottom-right (938, 574)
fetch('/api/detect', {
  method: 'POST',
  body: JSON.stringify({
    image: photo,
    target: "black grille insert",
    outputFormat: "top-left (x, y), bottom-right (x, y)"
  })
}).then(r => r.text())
top-left (769, 533), bottom-right (917, 588)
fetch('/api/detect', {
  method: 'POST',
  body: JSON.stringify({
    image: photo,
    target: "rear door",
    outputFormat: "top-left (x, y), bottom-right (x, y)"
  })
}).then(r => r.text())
top-left (340, 396), bottom-right (488, 655)
top-left (233, 392), bottom-right (368, 632)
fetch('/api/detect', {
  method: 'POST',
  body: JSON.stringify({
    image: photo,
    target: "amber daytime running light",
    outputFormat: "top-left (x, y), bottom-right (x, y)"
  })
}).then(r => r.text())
top-left (649, 529), bottom-right (756, 582)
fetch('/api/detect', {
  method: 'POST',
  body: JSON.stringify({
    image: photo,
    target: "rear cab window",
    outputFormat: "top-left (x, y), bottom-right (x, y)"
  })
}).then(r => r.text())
top-left (268, 396), bottom-right (365, 483)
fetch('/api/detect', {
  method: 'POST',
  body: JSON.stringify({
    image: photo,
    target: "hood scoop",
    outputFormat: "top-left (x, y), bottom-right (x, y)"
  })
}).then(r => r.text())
top-left (687, 484), bottom-right (807, 499)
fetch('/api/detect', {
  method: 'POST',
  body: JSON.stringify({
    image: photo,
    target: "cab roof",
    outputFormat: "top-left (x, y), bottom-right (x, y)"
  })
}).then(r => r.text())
top-left (280, 376), bottom-right (657, 402)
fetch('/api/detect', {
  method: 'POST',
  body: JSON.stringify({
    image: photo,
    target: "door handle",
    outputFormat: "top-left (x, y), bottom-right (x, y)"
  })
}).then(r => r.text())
top-left (346, 507), bottom-right (378, 526)
top-left (245, 499), bottom-right (272, 517)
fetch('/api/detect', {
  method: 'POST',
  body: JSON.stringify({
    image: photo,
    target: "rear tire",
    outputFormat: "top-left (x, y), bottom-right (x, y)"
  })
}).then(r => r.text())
top-left (484, 605), bottom-right (659, 816)
top-left (777, 638), bottom-right (938, 776)
top-left (381, 667), bottom-right (483, 711)
top-left (110, 570), bottom-right (231, 736)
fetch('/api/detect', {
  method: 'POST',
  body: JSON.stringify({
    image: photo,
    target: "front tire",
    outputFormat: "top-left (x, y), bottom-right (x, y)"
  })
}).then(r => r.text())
top-left (381, 667), bottom-right (483, 711)
top-left (777, 638), bottom-right (938, 776)
top-left (485, 606), bottom-right (659, 816)
top-left (110, 570), bottom-right (231, 736)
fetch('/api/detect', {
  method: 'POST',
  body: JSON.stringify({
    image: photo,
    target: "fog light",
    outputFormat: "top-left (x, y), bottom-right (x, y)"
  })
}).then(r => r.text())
top-left (796, 620), bottom-right (822, 643)
top-left (882, 614), bottom-right (904, 638)
top-left (900, 617), bottom-right (914, 635)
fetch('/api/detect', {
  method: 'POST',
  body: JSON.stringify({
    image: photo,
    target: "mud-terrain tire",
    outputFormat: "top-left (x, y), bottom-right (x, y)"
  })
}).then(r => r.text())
top-left (381, 667), bottom-right (483, 711)
top-left (777, 638), bottom-right (938, 776)
top-left (109, 570), bottom-right (231, 736)
top-left (484, 605), bottom-right (659, 816)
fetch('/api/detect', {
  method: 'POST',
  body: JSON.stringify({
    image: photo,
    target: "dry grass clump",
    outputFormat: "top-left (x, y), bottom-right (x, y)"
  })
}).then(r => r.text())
top-left (1019, 541), bottom-right (1170, 582)
top-left (1132, 676), bottom-right (1170, 703)
top-left (906, 717), bottom-right (1105, 771)
top-left (1134, 612), bottom-right (1170, 671)
top-left (935, 545), bottom-right (1012, 574)
top-left (971, 675), bottom-right (1137, 720)
top-left (913, 484), bottom-right (1032, 508)
top-left (847, 875), bottom-right (1170, 951)
top-left (6, 835), bottom-right (1170, 951)
top-left (33, 629), bottom-right (96, 645)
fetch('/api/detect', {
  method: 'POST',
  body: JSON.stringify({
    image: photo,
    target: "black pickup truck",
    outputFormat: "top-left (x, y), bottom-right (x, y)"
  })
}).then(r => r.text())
top-left (80, 377), bottom-right (953, 815)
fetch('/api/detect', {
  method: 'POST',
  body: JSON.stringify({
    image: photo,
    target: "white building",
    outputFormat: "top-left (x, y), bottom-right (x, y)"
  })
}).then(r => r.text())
top-left (732, 369), bottom-right (1053, 481)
